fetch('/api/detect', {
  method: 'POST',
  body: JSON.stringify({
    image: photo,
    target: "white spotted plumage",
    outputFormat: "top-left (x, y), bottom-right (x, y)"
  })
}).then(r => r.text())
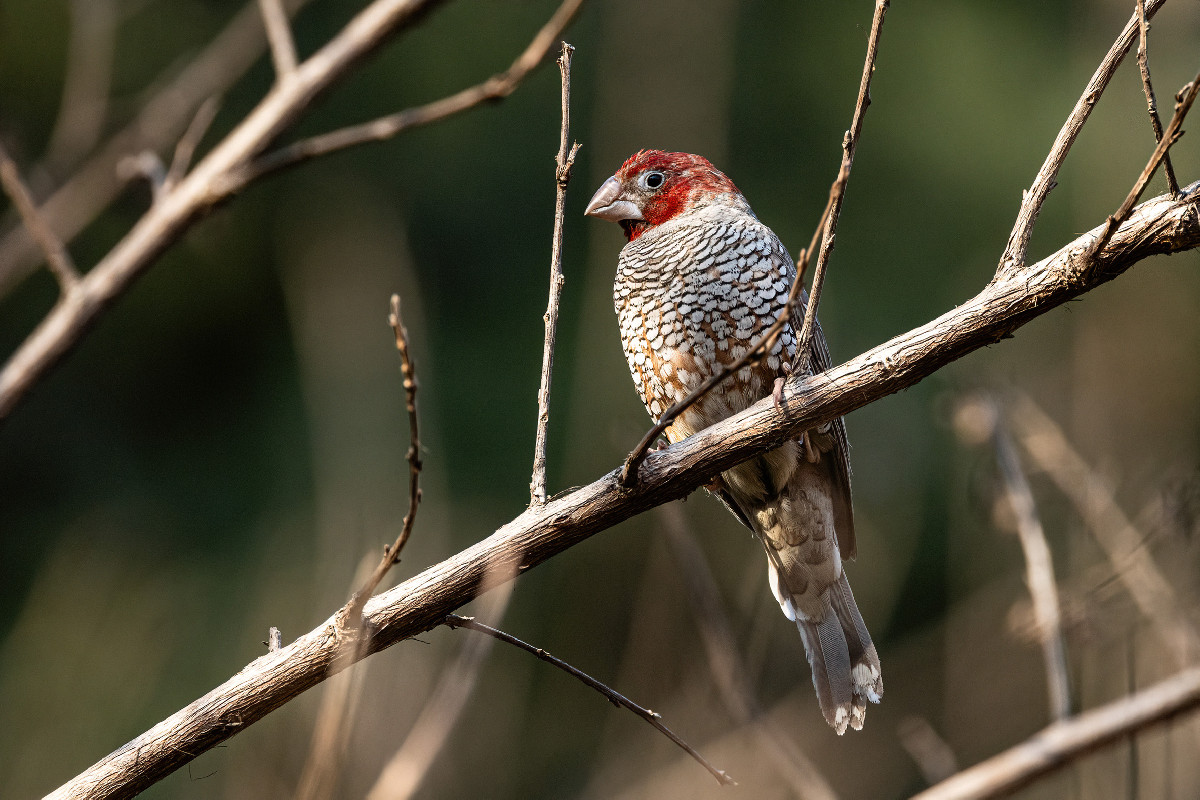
top-left (586, 150), bottom-right (882, 733)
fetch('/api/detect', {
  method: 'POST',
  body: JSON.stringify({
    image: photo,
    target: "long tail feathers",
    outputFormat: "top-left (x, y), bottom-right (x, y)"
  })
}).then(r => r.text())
top-left (791, 573), bottom-right (883, 734)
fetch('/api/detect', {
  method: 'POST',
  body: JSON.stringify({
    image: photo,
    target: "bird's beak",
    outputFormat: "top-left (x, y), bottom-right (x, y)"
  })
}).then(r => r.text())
top-left (584, 176), bottom-right (643, 222)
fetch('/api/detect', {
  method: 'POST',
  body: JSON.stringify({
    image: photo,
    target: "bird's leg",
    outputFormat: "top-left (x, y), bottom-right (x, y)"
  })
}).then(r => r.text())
top-left (772, 360), bottom-right (793, 409)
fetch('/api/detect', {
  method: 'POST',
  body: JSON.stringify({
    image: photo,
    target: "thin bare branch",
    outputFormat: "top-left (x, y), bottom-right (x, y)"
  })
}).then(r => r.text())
top-left (955, 396), bottom-right (1070, 721)
top-left (294, 297), bottom-right (423, 800)
top-left (258, 0), bottom-right (299, 78)
top-left (444, 611), bottom-right (735, 787)
top-left (43, 186), bottom-right (1200, 800)
top-left (239, 0), bottom-right (587, 184)
top-left (365, 576), bottom-right (516, 800)
top-left (0, 143), bottom-right (80, 292)
top-left (530, 41), bottom-right (580, 506)
top-left (1, 0), bottom-right (578, 422)
top-left (658, 505), bottom-right (835, 798)
top-left (911, 667), bottom-right (1200, 800)
top-left (1136, 0), bottom-right (1180, 196)
top-left (43, 0), bottom-right (117, 174)
top-left (1007, 393), bottom-right (1200, 665)
top-left (791, 0), bottom-right (889, 376)
top-left (619, 0), bottom-right (888, 486)
top-left (898, 716), bottom-right (959, 785)
top-left (996, 0), bottom-right (1167, 276)
top-left (162, 97), bottom-right (221, 195)
top-left (1085, 68), bottom-right (1200, 262)
top-left (0, 0), bottom-right (318, 298)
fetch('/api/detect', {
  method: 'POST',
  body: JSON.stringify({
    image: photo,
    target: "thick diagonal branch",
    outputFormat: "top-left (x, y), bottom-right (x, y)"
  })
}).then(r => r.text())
top-left (45, 185), bottom-right (1200, 800)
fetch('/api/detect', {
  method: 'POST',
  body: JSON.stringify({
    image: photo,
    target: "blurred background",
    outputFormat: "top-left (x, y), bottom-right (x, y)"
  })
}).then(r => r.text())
top-left (2, 0), bottom-right (1200, 797)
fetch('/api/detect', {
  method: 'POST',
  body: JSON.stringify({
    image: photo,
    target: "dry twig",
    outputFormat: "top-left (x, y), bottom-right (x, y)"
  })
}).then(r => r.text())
top-left (162, 97), bottom-right (221, 196)
top-left (0, 0), bottom-right (584, 422)
top-left (530, 41), bottom-right (581, 506)
top-left (293, 295), bottom-right (422, 800)
top-left (997, 0), bottom-right (1167, 276)
top-left (955, 396), bottom-right (1070, 721)
top-left (0, 0), bottom-right (317, 297)
top-left (790, 0), bottom-right (889, 376)
top-left (258, 0), bottom-right (299, 79)
top-left (618, 0), bottom-right (889, 487)
top-left (444, 612), bottom-right (735, 786)
top-left (0, 144), bottom-right (80, 292)
top-left (1136, 0), bottom-right (1180, 196)
top-left (1007, 393), bottom-right (1200, 665)
top-left (41, 183), bottom-right (1200, 800)
top-left (911, 667), bottom-right (1200, 800)
top-left (1085, 67), bottom-right (1200, 262)
top-left (659, 505), bottom-right (836, 799)
top-left (365, 578), bottom-right (516, 800)
top-left (238, 0), bottom-right (587, 184)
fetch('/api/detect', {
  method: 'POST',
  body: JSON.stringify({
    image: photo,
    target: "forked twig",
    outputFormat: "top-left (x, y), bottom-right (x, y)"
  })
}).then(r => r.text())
top-left (0, 143), bottom-right (80, 292)
top-left (1136, 0), bottom-right (1180, 196)
top-left (619, 0), bottom-right (889, 487)
top-left (530, 41), bottom-right (581, 506)
top-left (443, 613), bottom-right (735, 786)
top-left (163, 97), bottom-right (221, 195)
top-left (996, 0), bottom-right (1167, 276)
top-left (1085, 68), bottom-right (1200, 263)
top-left (791, 0), bottom-right (889, 376)
top-left (239, 0), bottom-right (587, 184)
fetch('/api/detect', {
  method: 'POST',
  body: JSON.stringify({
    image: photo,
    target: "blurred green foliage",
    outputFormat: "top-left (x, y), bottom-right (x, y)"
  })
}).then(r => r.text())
top-left (2, 1), bottom-right (1199, 798)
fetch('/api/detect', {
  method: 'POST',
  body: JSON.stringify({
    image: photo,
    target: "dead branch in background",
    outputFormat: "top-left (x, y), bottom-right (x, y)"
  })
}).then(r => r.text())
top-left (619, 0), bottom-right (889, 486)
top-left (790, 0), bottom-right (889, 376)
top-left (912, 667), bottom-right (1200, 800)
top-left (530, 41), bottom-right (581, 506)
top-left (42, 0), bottom-right (117, 176)
top-left (997, 0), bottom-right (1166, 276)
top-left (1136, 0), bottom-right (1180, 196)
top-left (0, 0), bottom-right (317, 297)
top-left (444, 612), bottom-right (734, 786)
top-left (365, 576), bottom-right (516, 800)
top-left (294, 294), bottom-right (424, 800)
top-left (659, 505), bottom-right (836, 799)
top-left (0, 0), bottom-right (586, 423)
top-left (237, 0), bottom-right (587, 184)
top-left (0, 145), bottom-right (80, 292)
top-left (953, 396), bottom-right (1070, 721)
top-left (45, 182), bottom-right (1200, 800)
top-left (1007, 393), bottom-right (1200, 665)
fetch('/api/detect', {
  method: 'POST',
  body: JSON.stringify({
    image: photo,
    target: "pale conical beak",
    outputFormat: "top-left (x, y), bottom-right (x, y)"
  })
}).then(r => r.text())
top-left (584, 176), bottom-right (643, 222)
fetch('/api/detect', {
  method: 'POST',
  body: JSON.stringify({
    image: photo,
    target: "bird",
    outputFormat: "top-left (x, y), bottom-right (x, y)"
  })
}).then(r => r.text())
top-left (584, 150), bottom-right (882, 733)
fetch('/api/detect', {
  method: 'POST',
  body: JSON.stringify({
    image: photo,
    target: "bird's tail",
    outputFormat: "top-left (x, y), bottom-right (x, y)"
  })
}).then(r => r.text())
top-left (776, 565), bottom-right (883, 734)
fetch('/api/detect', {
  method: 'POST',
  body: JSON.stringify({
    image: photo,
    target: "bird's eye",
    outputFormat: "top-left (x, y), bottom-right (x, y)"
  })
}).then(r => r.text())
top-left (642, 171), bottom-right (665, 190)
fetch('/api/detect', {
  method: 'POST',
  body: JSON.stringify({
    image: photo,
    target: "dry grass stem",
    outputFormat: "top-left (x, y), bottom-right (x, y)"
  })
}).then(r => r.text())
top-left (364, 575), bottom-right (516, 800)
top-left (659, 505), bottom-right (836, 799)
top-left (530, 41), bottom-right (580, 506)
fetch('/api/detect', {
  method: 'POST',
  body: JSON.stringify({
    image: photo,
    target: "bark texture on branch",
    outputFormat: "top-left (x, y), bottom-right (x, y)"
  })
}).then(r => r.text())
top-left (47, 184), bottom-right (1200, 800)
